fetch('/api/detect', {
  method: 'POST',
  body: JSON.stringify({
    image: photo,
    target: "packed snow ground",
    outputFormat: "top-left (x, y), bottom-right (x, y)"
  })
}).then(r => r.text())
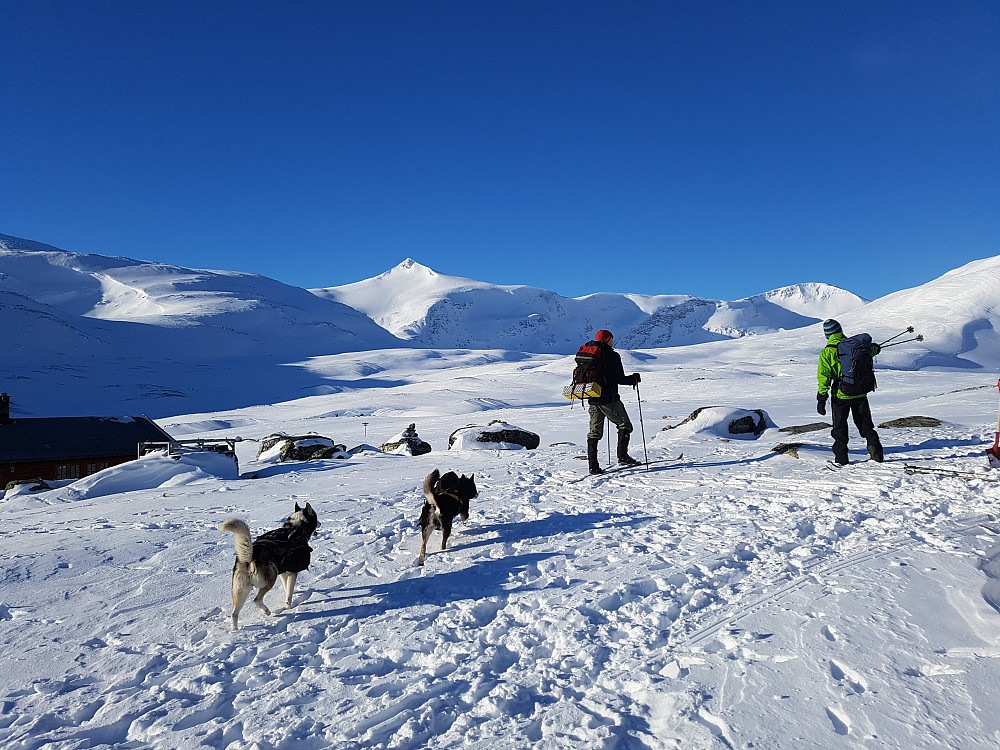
top-left (4, 339), bottom-right (1000, 749)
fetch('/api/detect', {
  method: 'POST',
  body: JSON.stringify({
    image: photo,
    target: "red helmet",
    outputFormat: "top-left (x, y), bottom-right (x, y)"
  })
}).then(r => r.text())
top-left (595, 330), bottom-right (613, 343)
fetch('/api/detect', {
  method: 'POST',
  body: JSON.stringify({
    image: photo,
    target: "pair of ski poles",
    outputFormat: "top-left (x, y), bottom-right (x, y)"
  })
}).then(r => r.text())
top-left (879, 326), bottom-right (923, 349)
top-left (604, 382), bottom-right (649, 471)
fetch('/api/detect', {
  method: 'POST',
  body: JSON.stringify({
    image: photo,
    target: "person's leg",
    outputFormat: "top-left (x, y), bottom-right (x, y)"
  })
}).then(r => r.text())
top-left (852, 397), bottom-right (883, 462)
top-left (587, 404), bottom-right (606, 473)
top-left (587, 404), bottom-right (606, 441)
top-left (830, 397), bottom-right (850, 464)
top-left (603, 401), bottom-right (638, 464)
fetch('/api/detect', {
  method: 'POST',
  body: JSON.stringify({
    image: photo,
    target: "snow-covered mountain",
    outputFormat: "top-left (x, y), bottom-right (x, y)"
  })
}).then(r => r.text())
top-left (313, 259), bottom-right (868, 350)
top-left (0, 234), bottom-right (399, 355)
top-left (798, 254), bottom-right (1000, 371)
top-left (3, 232), bottom-right (1000, 418)
top-left (0, 234), bottom-right (402, 416)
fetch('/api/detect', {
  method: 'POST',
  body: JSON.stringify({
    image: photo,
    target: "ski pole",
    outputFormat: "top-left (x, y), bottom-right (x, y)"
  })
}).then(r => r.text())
top-left (879, 335), bottom-right (924, 349)
top-left (879, 327), bottom-right (915, 347)
top-left (606, 419), bottom-right (611, 464)
top-left (635, 383), bottom-right (649, 470)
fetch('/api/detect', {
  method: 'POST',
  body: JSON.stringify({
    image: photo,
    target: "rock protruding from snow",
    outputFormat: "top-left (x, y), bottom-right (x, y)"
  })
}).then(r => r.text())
top-left (257, 433), bottom-right (349, 462)
top-left (3, 478), bottom-right (51, 494)
top-left (379, 424), bottom-right (432, 456)
top-left (778, 422), bottom-right (831, 435)
top-left (659, 407), bottom-right (774, 440)
top-left (449, 420), bottom-right (540, 450)
top-left (878, 416), bottom-right (943, 428)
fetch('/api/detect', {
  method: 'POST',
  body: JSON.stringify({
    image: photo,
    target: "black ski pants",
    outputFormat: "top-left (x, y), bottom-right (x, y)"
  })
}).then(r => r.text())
top-left (830, 395), bottom-right (882, 463)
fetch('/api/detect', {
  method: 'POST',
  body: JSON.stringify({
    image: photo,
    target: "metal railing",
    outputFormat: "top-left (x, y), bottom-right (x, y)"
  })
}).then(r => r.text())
top-left (138, 438), bottom-right (240, 460)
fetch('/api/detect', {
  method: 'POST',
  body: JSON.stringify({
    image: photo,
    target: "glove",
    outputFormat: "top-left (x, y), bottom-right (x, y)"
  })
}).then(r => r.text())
top-left (872, 343), bottom-right (881, 356)
top-left (627, 373), bottom-right (641, 386)
top-left (817, 393), bottom-right (828, 416)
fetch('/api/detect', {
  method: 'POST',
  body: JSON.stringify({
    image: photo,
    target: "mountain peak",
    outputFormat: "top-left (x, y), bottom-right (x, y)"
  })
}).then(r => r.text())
top-left (396, 258), bottom-right (434, 275)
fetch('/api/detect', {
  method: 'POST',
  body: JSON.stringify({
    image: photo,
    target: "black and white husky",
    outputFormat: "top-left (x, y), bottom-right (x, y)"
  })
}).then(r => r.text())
top-left (418, 469), bottom-right (477, 566)
top-left (220, 502), bottom-right (319, 630)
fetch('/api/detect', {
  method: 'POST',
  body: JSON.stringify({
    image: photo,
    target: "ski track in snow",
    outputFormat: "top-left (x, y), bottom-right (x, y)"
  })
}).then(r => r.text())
top-left (4, 428), bottom-right (1000, 749)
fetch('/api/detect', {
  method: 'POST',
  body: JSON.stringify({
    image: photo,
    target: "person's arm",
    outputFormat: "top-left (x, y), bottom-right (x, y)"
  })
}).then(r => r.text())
top-left (817, 347), bottom-right (835, 396)
top-left (817, 348), bottom-right (834, 414)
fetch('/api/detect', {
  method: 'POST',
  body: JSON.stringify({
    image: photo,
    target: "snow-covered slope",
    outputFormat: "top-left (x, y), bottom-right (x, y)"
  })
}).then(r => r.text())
top-left (0, 234), bottom-right (403, 416)
top-left (784, 255), bottom-right (1000, 372)
top-left (3, 232), bottom-right (1000, 419)
top-left (4, 340), bottom-right (1000, 749)
top-left (313, 260), bottom-right (867, 351)
top-left (0, 234), bottom-right (398, 347)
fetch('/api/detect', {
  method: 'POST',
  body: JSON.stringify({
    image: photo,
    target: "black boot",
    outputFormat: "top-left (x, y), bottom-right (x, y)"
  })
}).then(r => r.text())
top-left (587, 438), bottom-right (604, 474)
top-left (832, 439), bottom-right (849, 465)
top-left (617, 431), bottom-right (641, 466)
top-left (868, 442), bottom-right (884, 463)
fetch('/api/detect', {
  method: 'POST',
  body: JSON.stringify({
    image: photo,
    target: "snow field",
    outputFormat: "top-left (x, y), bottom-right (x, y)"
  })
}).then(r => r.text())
top-left (4, 351), bottom-right (1000, 748)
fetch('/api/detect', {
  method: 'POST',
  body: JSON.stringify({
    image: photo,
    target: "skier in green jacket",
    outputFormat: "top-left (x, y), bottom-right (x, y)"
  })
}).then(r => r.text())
top-left (817, 319), bottom-right (884, 465)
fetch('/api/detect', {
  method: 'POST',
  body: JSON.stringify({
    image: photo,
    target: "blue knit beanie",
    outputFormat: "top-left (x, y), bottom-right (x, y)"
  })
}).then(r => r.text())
top-left (823, 319), bottom-right (843, 337)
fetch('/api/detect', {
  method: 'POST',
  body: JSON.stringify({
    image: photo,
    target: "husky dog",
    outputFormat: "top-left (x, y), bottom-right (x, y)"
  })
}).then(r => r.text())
top-left (219, 502), bottom-right (319, 630)
top-left (418, 469), bottom-right (477, 566)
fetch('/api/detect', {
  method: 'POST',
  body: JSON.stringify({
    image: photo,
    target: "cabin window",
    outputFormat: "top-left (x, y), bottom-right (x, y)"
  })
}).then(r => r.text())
top-left (57, 465), bottom-right (68, 479)
top-left (86, 463), bottom-right (97, 475)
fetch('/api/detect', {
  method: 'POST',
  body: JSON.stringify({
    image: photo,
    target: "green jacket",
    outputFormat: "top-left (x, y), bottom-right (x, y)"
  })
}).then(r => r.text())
top-left (818, 332), bottom-right (879, 400)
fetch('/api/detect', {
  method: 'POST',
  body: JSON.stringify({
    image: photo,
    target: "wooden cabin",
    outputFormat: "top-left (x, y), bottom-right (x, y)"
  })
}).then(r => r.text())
top-left (0, 393), bottom-right (176, 488)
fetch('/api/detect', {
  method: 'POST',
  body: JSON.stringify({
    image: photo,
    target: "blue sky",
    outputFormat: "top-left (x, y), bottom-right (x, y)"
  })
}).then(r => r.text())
top-left (2, 1), bottom-right (997, 301)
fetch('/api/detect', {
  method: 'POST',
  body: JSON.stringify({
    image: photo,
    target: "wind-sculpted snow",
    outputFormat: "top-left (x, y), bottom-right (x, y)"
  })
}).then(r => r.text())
top-left (3, 349), bottom-right (1000, 748)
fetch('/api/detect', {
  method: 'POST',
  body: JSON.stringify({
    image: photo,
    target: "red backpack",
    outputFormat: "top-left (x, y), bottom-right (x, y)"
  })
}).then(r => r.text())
top-left (563, 340), bottom-right (608, 400)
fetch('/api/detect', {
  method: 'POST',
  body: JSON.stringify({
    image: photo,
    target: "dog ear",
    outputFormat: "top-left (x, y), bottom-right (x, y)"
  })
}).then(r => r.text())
top-left (295, 502), bottom-right (302, 511)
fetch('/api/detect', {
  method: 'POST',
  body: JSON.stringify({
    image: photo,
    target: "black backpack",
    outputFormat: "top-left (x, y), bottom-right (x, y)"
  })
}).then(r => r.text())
top-left (832, 333), bottom-right (877, 396)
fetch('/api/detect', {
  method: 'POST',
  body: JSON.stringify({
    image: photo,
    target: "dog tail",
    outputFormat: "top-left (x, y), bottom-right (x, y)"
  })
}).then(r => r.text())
top-left (423, 469), bottom-right (440, 508)
top-left (220, 518), bottom-right (253, 563)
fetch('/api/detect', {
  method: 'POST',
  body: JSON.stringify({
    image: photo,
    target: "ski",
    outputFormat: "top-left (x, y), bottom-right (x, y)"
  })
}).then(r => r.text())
top-left (571, 454), bottom-right (683, 483)
top-left (824, 459), bottom-right (883, 470)
top-left (824, 460), bottom-right (855, 470)
top-left (902, 464), bottom-right (997, 480)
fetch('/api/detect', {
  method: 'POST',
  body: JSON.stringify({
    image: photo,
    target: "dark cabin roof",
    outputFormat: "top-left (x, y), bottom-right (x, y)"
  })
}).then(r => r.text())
top-left (0, 416), bottom-right (174, 463)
